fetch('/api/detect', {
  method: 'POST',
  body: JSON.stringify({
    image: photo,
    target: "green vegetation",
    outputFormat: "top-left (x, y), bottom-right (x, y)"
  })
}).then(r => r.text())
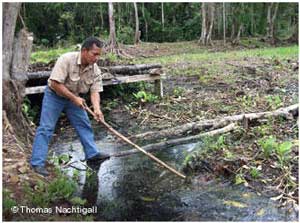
top-left (22, 97), bottom-right (40, 123)
top-left (21, 3), bottom-right (297, 47)
top-left (31, 46), bottom-right (75, 63)
top-left (173, 86), bottom-right (186, 97)
top-left (265, 95), bottom-right (283, 110)
top-left (135, 45), bottom-right (299, 66)
top-left (182, 113), bottom-right (298, 204)
top-left (183, 135), bottom-right (227, 168)
top-left (24, 170), bottom-right (77, 208)
top-left (3, 189), bottom-right (17, 216)
top-left (258, 136), bottom-right (277, 158)
top-left (133, 90), bottom-right (158, 103)
top-left (258, 136), bottom-right (294, 167)
top-left (13, 154), bottom-right (95, 221)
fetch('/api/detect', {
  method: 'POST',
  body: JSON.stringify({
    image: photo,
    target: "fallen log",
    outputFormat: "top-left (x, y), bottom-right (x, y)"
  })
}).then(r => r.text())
top-left (27, 71), bottom-right (51, 80)
top-left (27, 64), bottom-right (163, 80)
top-left (25, 73), bottom-right (164, 95)
top-left (100, 64), bottom-right (162, 74)
top-left (133, 104), bottom-right (298, 142)
top-left (112, 123), bottom-right (237, 157)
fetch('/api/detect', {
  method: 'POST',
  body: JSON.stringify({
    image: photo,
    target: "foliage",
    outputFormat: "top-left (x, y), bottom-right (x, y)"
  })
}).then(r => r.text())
top-left (133, 90), bottom-right (158, 103)
top-left (275, 141), bottom-right (293, 166)
top-left (30, 46), bottom-right (75, 63)
top-left (117, 26), bottom-right (134, 44)
top-left (265, 95), bottom-right (283, 110)
top-left (258, 136), bottom-right (294, 167)
top-left (20, 3), bottom-right (298, 47)
top-left (70, 197), bottom-right (87, 206)
top-left (258, 136), bottom-right (277, 158)
top-left (173, 87), bottom-right (186, 97)
top-left (183, 135), bottom-right (227, 167)
top-left (22, 97), bottom-right (40, 123)
top-left (24, 171), bottom-right (77, 207)
top-left (249, 166), bottom-right (262, 179)
top-left (3, 189), bottom-right (17, 213)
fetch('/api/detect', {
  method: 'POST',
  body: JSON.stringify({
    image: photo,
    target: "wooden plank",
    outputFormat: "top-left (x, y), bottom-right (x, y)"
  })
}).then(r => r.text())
top-left (25, 73), bottom-right (166, 95)
top-left (25, 86), bottom-right (47, 95)
top-left (103, 73), bottom-right (162, 85)
top-left (154, 79), bottom-right (164, 98)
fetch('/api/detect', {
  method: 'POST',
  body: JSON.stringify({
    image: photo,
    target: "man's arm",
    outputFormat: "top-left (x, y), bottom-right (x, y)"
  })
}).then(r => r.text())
top-left (90, 91), bottom-right (104, 121)
top-left (50, 80), bottom-right (86, 108)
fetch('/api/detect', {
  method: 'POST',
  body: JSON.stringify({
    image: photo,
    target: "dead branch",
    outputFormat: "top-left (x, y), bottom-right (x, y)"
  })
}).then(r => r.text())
top-left (133, 104), bottom-right (298, 142)
top-left (112, 123), bottom-right (237, 157)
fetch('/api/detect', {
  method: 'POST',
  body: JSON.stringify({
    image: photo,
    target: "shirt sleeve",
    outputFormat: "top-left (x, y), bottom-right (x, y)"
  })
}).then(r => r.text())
top-left (90, 65), bottom-right (103, 93)
top-left (49, 55), bottom-right (68, 83)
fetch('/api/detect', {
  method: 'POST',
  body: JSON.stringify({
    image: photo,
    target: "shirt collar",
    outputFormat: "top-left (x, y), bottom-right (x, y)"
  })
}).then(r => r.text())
top-left (76, 52), bottom-right (81, 65)
top-left (77, 52), bottom-right (93, 71)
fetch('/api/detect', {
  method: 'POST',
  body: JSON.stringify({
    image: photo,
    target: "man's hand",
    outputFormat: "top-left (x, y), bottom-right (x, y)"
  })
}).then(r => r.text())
top-left (93, 109), bottom-right (104, 122)
top-left (72, 96), bottom-right (86, 109)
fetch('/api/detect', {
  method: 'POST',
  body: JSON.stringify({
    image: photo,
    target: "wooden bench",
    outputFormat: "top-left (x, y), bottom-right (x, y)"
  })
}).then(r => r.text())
top-left (25, 72), bottom-right (165, 97)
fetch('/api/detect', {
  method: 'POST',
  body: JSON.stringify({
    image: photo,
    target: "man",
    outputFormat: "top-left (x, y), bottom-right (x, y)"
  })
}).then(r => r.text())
top-left (30, 37), bottom-right (109, 177)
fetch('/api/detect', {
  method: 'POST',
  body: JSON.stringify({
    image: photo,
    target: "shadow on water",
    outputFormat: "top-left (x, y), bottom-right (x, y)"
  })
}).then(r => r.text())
top-left (52, 135), bottom-right (298, 221)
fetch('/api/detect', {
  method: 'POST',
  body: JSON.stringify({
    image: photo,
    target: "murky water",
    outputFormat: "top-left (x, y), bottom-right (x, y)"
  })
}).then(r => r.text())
top-left (52, 132), bottom-right (298, 221)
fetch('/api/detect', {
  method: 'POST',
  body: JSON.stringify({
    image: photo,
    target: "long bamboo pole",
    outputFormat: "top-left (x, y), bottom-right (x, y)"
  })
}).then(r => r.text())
top-left (83, 103), bottom-right (186, 179)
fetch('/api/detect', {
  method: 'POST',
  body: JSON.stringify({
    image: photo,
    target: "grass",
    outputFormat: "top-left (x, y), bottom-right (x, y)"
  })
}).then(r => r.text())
top-left (30, 39), bottom-right (298, 66)
top-left (30, 46), bottom-right (76, 63)
top-left (134, 45), bottom-right (299, 65)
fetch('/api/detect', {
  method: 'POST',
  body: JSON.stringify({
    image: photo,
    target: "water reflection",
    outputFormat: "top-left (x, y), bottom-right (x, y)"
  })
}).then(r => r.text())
top-left (52, 138), bottom-right (297, 221)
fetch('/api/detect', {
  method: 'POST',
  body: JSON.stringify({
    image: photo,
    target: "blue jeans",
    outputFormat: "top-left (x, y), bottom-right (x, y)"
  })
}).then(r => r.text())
top-left (30, 86), bottom-right (100, 167)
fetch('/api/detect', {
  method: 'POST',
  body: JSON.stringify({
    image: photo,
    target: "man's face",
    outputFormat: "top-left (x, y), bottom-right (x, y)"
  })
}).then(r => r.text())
top-left (82, 44), bottom-right (101, 65)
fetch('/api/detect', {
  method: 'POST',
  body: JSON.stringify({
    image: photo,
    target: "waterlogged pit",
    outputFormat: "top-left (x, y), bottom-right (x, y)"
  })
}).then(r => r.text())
top-left (51, 133), bottom-right (297, 221)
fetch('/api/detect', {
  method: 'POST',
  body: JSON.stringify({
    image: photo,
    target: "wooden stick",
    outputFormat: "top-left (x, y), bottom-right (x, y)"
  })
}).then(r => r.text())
top-left (83, 104), bottom-right (186, 179)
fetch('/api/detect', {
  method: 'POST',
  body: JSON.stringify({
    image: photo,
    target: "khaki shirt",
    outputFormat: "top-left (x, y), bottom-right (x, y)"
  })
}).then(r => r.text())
top-left (48, 52), bottom-right (103, 95)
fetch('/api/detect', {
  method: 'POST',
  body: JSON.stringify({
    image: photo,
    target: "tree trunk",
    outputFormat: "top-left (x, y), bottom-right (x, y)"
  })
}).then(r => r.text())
top-left (3, 3), bottom-right (21, 81)
top-left (250, 4), bottom-right (255, 36)
top-left (99, 3), bottom-right (104, 30)
top-left (3, 3), bottom-right (34, 143)
top-left (161, 2), bottom-right (165, 31)
top-left (108, 2), bottom-right (117, 49)
top-left (223, 3), bottom-right (226, 45)
top-left (206, 3), bottom-right (215, 45)
top-left (133, 2), bottom-right (140, 45)
top-left (199, 3), bottom-right (207, 45)
top-left (232, 23), bottom-right (243, 45)
top-left (142, 3), bottom-right (148, 42)
top-left (266, 3), bottom-right (279, 44)
top-left (199, 3), bottom-right (215, 45)
top-left (230, 4), bottom-right (244, 45)
top-left (107, 2), bottom-right (132, 58)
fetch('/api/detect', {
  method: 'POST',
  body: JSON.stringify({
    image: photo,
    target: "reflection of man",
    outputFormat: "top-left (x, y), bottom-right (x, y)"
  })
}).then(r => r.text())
top-left (82, 162), bottom-right (102, 207)
top-left (30, 37), bottom-right (109, 176)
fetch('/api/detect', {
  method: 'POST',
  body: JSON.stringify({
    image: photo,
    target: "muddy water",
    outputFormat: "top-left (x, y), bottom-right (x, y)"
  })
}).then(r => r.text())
top-left (52, 132), bottom-right (297, 221)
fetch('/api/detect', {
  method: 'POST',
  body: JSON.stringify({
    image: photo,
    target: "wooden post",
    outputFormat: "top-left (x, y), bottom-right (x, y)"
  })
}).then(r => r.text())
top-left (154, 78), bottom-right (163, 98)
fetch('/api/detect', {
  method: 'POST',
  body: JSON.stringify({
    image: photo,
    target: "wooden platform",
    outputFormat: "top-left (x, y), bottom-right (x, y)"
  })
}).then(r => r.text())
top-left (25, 73), bottom-right (166, 97)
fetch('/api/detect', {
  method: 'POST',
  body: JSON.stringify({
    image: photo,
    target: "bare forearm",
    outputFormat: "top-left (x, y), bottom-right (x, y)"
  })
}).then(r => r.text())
top-left (90, 92), bottom-right (101, 112)
top-left (50, 80), bottom-right (85, 108)
top-left (50, 80), bottom-right (77, 101)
